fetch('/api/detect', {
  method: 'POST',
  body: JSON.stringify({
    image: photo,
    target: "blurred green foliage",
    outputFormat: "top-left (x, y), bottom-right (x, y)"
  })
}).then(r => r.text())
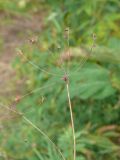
top-left (0, 0), bottom-right (120, 160)
top-left (0, 0), bottom-right (46, 14)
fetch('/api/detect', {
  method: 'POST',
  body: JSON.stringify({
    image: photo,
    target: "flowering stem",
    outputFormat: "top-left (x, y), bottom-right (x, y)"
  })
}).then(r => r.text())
top-left (66, 82), bottom-right (76, 160)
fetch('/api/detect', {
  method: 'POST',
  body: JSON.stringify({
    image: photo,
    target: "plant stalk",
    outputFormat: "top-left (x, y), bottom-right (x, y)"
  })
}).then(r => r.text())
top-left (66, 82), bottom-right (76, 160)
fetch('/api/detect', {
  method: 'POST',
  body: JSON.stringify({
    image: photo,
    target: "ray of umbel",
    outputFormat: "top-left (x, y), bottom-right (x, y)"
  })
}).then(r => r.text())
top-left (15, 32), bottom-right (97, 160)
top-left (1, 31), bottom-right (100, 160)
top-left (72, 33), bottom-right (97, 75)
top-left (17, 33), bottom-right (98, 79)
top-left (17, 49), bottom-right (62, 77)
top-left (15, 82), bottom-right (57, 101)
top-left (0, 102), bottom-right (66, 160)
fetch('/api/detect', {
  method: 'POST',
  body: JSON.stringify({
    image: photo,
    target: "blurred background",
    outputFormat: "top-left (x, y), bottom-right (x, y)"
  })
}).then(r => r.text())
top-left (0, 0), bottom-right (120, 160)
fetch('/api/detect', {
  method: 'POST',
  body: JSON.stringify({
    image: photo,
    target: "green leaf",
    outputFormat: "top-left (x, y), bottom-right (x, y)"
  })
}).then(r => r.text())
top-left (59, 63), bottom-right (116, 100)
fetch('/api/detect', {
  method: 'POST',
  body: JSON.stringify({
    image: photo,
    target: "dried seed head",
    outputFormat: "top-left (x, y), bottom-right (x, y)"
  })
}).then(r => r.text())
top-left (16, 49), bottom-right (28, 62)
top-left (17, 49), bottom-right (23, 56)
top-left (14, 95), bottom-right (21, 103)
top-left (28, 36), bottom-right (38, 44)
top-left (62, 74), bottom-right (69, 83)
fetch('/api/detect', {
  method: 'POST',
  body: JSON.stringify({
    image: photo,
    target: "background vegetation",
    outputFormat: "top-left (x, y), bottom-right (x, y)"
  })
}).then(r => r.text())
top-left (0, 0), bottom-right (120, 160)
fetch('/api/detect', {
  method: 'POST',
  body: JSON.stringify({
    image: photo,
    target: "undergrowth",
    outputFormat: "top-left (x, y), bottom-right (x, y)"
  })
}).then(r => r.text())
top-left (0, 1), bottom-right (120, 160)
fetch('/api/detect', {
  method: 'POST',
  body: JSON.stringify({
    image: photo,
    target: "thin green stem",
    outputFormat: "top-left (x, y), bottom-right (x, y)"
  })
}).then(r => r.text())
top-left (23, 116), bottom-right (66, 160)
top-left (0, 103), bottom-right (66, 160)
top-left (66, 82), bottom-right (76, 160)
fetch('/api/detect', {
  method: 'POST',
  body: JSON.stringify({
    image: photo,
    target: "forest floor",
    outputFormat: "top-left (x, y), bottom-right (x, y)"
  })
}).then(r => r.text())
top-left (0, 11), bottom-right (43, 101)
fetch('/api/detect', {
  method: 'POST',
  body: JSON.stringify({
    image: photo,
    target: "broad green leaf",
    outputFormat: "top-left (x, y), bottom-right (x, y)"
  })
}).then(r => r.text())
top-left (60, 63), bottom-right (116, 100)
